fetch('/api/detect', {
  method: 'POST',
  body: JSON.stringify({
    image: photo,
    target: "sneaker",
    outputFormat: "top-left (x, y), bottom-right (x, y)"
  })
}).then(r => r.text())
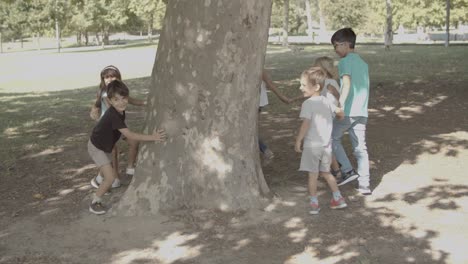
top-left (331, 169), bottom-right (341, 178)
top-left (309, 202), bottom-right (321, 215)
top-left (90, 176), bottom-right (121, 189)
top-left (262, 149), bottom-right (275, 165)
top-left (111, 178), bottom-right (121, 188)
top-left (89, 201), bottom-right (107, 215)
top-left (356, 185), bottom-right (372, 195)
top-left (126, 167), bottom-right (135, 176)
top-left (90, 176), bottom-right (100, 189)
top-left (330, 197), bottom-right (348, 209)
top-left (264, 149), bottom-right (274, 160)
top-left (337, 169), bottom-right (359, 186)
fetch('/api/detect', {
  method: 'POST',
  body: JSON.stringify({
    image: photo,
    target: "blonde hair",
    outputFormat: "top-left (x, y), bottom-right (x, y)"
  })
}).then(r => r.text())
top-left (301, 67), bottom-right (327, 91)
top-left (313, 56), bottom-right (338, 79)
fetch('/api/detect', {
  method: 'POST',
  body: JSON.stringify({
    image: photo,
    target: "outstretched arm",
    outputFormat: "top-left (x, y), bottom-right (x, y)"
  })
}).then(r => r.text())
top-left (128, 96), bottom-right (146, 106)
top-left (119, 128), bottom-right (166, 142)
top-left (327, 84), bottom-right (340, 104)
top-left (262, 70), bottom-right (291, 104)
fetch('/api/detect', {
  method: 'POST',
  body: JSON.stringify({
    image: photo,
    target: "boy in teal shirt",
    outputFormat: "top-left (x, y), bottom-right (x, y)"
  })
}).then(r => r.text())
top-left (331, 28), bottom-right (371, 195)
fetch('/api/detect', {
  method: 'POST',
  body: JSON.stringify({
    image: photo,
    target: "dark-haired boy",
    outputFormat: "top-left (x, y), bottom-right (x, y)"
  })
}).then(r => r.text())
top-left (330, 28), bottom-right (371, 195)
top-left (87, 80), bottom-right (166, 214)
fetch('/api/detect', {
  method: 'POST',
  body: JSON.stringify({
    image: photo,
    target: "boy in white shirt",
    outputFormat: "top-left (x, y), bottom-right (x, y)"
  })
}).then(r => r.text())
top-left (295, 67), bottom-right (347, 215)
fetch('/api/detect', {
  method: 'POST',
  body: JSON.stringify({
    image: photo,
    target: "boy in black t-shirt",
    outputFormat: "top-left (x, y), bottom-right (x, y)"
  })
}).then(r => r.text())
top-left (87, 80), bottom-right (166, 215)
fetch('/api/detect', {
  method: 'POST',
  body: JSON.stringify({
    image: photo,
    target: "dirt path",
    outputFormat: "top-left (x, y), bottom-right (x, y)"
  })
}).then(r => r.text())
top-left (1, 80), bottom-right (467, 264)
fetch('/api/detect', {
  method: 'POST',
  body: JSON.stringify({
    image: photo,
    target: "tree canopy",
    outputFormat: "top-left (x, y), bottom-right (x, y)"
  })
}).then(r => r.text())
top-left (1, 0), bottom-right (467, 44)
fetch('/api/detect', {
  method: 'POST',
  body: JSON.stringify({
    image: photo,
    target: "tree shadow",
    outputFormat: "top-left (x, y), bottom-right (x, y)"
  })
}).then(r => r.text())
top-left (1, 45), bottom-right (467, 263)
top-left (0, 77), bottom-right (149, 219)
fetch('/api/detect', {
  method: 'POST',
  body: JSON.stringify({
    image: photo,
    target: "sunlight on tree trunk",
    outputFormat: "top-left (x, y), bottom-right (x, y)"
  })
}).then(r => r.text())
top-left (117, 0), bottom-right (273, 216)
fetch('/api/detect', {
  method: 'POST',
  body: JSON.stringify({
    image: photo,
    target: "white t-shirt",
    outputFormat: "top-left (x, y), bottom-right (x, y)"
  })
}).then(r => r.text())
top-left (320, 79), bottom-right (339, 107)
top-left (299, 96), bottom-right (337, 147)
top-left (259, 81), bottom-right (269, 107)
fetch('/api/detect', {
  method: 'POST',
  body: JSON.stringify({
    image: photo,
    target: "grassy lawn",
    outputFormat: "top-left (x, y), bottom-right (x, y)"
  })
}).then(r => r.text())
top-left (1, 43), bottom-right (468, 264)
top-left (1, 43), bottom-right (466, 183)
top-left (1, 44), bottom-right (467, 175)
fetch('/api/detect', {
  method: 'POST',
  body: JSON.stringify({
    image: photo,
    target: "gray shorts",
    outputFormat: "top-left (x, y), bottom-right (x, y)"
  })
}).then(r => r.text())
top-left (299, 145), bottom-right (332, 173)
top-left (88, 140), bottom-right (112, 167)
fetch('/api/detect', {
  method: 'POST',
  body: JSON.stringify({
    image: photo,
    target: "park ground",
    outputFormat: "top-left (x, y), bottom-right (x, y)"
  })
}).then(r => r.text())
top-left (0, 44), bottom-right (468, 264)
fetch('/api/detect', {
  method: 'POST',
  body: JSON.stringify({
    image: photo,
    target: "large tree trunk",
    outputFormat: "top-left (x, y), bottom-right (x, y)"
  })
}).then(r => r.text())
top-left (117, 0), bottom-right (273, 216)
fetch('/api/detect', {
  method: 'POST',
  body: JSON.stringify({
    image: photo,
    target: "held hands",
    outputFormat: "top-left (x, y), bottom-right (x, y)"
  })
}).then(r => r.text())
top-left (294, 140), bottom-right (302, 153)
top-left (152, 129), bottom-right (167, 142)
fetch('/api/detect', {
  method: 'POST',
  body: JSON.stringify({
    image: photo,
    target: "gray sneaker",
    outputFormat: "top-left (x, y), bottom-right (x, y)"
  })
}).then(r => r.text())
top-left (90, 176), bottom-right (121, 189)
top-left (337, 169), bottom-right (359, 186)
top-left (356, 185), bottom-right (372, 195)
top-left (89, 201), bottom-right (107, 215)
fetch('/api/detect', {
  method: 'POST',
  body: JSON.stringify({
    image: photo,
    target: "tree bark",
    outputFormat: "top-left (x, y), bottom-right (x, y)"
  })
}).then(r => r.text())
top-left (147, 13), bottom-right (154, 43)
top-left (305, 0), bottom-right (313, 41)
top-left (445, 0), bottom-right (450, 47)
top-left (315, 0), bottom-right (326, 43)
top-left (117, 0), bottom-right (273, 216)
top-left (384, 0), bottom-right (393, 49)
top-left (282, 0), bottom-right (289, 46)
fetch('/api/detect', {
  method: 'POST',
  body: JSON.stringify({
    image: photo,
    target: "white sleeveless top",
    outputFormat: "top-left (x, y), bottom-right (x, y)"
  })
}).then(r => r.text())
top-left (259, 81), bottom-right (269, 107)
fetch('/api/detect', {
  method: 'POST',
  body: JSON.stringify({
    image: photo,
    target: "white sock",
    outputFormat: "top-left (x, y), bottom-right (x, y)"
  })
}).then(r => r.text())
top-left (92, 194), bottom-right (102, 204)
top-left (112, 178), bottom-right (121, 186)
top-left (96, 174), bottom-right (104, 184)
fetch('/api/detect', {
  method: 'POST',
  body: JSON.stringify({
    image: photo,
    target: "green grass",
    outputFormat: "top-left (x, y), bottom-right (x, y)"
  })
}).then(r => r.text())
top-left (1, 44), bottom-right (467, 175)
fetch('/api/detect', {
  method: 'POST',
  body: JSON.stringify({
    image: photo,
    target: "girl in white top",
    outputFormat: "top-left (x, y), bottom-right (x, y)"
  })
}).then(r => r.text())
top-left (258, 70), bottom-right (293, 162)
top-left (313, 57), bottom-right (342, 177)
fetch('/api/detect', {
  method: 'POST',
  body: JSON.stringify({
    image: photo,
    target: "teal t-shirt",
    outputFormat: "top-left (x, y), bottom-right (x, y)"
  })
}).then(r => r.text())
top-left (338, 53), bottom-right (369, 117)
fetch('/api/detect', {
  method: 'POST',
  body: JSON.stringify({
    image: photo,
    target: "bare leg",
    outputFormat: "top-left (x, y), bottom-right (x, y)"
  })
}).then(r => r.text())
top-left (308, 172), bottom-right (319, 197)
top-left (127, 138), bottom-right (139, 170)
top-left (112, 145), bottom-right (119, 180)
top-left (320, 171), bottom-right (339, 193)
top-left (331, 155), bottom-right (340, 173)
top-left (95, 164), bottom-right (116, 197)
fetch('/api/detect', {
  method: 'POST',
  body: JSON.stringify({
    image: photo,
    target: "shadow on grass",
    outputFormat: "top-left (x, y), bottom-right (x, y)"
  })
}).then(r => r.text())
top-left (66, 40), bottom-right (160, 54)
top-left (0, 77), bottom-right (150, 218)
top-left (1, 45), bottom-right (467, 263)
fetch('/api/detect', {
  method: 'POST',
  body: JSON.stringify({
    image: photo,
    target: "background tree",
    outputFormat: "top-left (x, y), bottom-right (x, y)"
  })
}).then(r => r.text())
top-left (283, 0), bottom-right (289, 45)
top-left (445, 0), bottom-right (450, 47)
top-left (128, 0), bottom-right (166, 42)
top-left (69, 0), bottom-right (97, 46)
top-left (95, 0), bottom-right (129, 45)
top-left (319, 0), bottom-right (368, 30)
top-left (117, 0), bottom-right (273, 215)
top-left (28, 0), bottom-right (49, 50)
top-left (3, 0), bottom-right (30, 48)
top-left (385, 0), bottom-right (393, 48)
top-left (304, 0), bottom-right (313, 40)
top-left (0, 1), bottom-right (9, 53)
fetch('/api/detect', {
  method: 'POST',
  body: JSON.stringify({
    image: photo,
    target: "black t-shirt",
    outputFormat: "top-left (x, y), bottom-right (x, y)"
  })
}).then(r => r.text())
top-left (90, 106), bottom-right (127, 153)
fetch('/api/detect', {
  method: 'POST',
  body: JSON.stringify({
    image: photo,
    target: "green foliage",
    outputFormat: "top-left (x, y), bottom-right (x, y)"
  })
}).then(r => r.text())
top-left (394, 0), bottom-right (468, 29)
top-left (319, 0), bottom-right (369, 30)
top-left (128, 0), bottom-right (166, 32)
